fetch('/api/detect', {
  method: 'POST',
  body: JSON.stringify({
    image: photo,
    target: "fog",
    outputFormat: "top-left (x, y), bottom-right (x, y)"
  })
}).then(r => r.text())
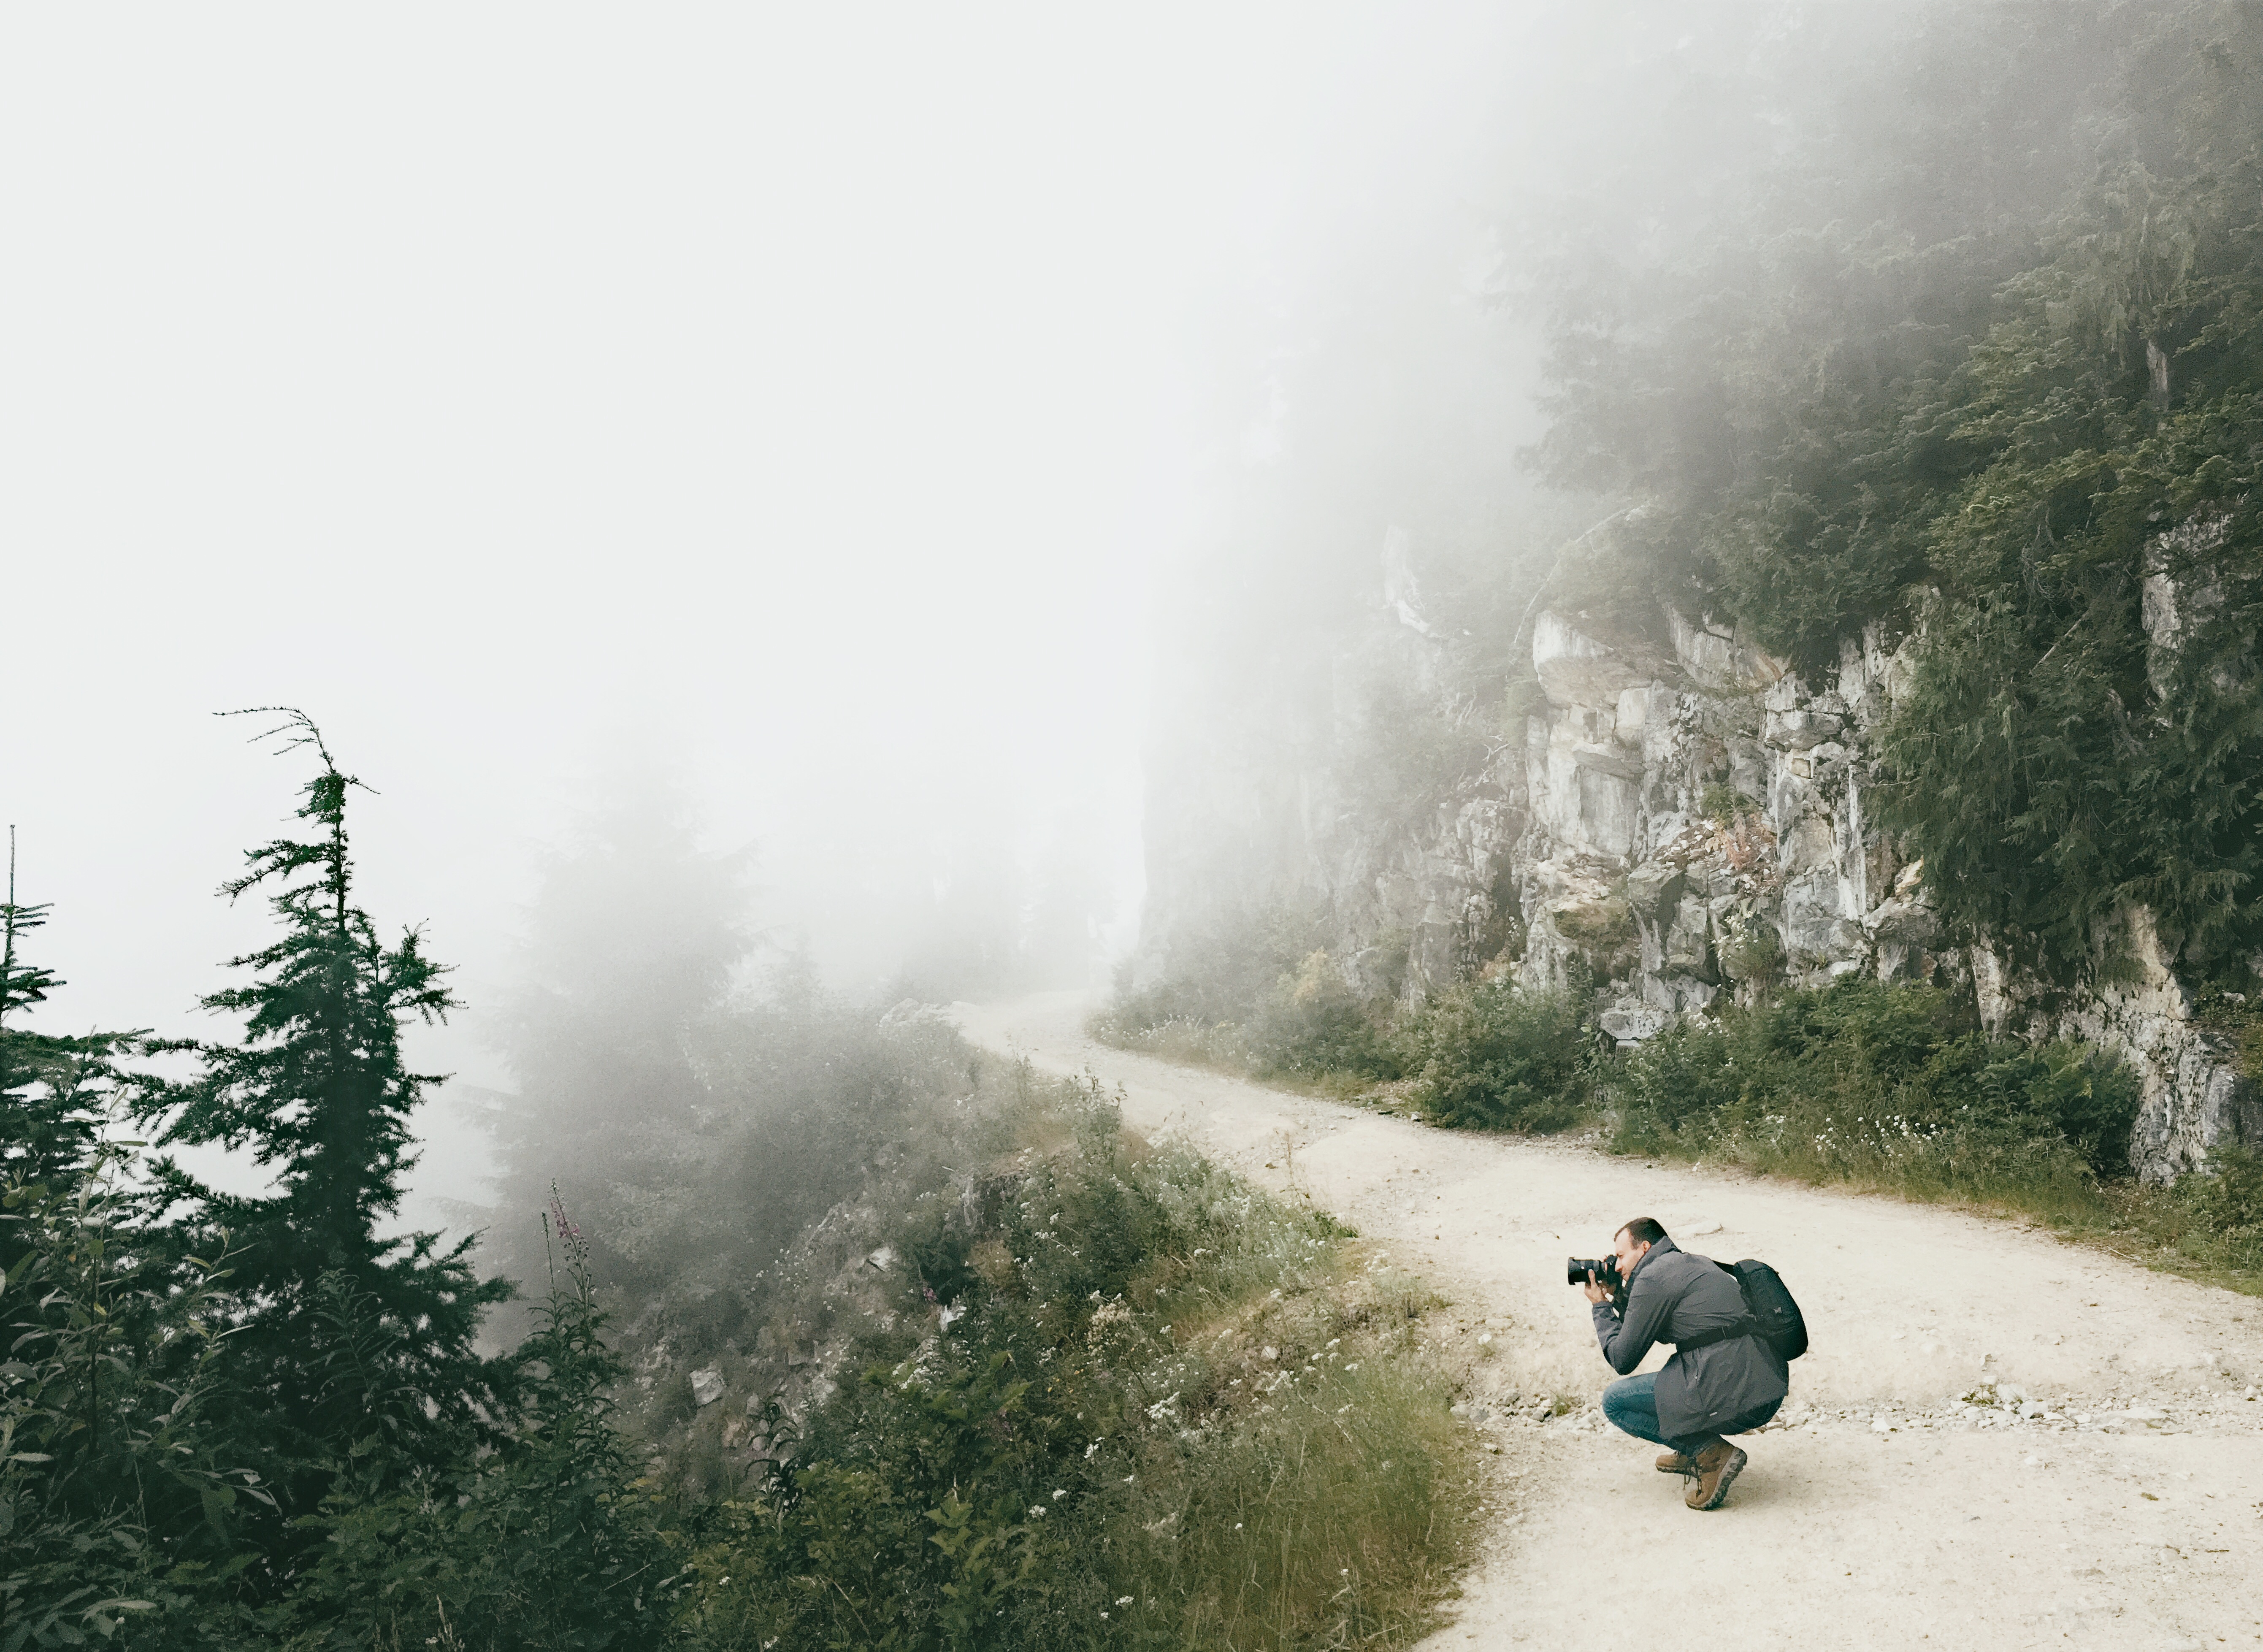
top-left (5, 3), bottom-right (1797, 1229)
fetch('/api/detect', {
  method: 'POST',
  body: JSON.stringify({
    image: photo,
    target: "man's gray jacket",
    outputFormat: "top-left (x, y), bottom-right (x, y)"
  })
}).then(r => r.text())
top-left (1591, 1236), bottom-right (1788, 1439)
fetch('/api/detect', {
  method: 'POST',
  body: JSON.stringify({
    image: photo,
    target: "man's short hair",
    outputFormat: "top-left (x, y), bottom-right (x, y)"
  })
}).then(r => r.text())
top-left (1617, 1216), bottom-right (1668, 1246)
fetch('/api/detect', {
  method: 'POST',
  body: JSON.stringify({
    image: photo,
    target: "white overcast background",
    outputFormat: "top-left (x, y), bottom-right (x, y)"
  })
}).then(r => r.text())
top-left (5, 5), bottom-right (1543, 1229)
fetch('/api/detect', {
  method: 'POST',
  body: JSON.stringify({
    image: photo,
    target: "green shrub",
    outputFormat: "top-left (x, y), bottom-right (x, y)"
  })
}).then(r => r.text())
top-left (1608, 979), bottom-right (2142, 1207)
top-left (1093, 940), bottom-right (1402, 1088)
top-left (0, 1147), bottom-right (263, 1652)
top-left (1397, 982), bottom-right (1589, 1132)
top-left (674, 1071), bottom-right (1477, 1650)
top-left (2108, 1146), bottom-right (2263, 1281)
top-left (285, 1230), bottom-right (673, 1652)
top-left (1245, 951), bottom-right (1400, 1081)
top-left (1698, 782), bottom-right (1756, 824)
top-left (1093, 946), bottom-right (1595, 1130)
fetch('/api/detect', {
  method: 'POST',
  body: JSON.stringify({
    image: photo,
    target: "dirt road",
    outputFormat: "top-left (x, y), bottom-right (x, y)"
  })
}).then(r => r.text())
top-left (956, 992), bottom-right (2263, 1652)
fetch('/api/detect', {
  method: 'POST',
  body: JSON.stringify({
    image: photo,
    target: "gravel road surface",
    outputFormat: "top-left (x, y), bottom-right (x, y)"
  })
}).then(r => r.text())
top-left (956, 991), bottom-right (2263, 1652)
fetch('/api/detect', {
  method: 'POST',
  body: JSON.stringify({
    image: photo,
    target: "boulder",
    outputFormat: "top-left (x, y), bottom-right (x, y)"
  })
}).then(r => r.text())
top-left (1599, 1004), bottom-right (1668, 1044)
top-left (1623, 858), bottom-right (1685, 922)
top-left (1534, 611), bottom-right (1641, 708)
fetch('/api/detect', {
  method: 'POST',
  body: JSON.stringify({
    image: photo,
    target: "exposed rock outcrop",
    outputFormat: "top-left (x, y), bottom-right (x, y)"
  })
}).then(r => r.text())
top-left (1137, 532), bottom-right (2253, 1182)
top-left (1513, 604), bottom-right (2250, 1181)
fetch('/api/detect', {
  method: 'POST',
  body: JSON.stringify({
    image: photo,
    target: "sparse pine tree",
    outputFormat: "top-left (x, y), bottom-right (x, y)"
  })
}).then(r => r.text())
top-left (133, 711), bottom-right (512, 1566)
top-left (0, 829), bottom-right (135, 1201)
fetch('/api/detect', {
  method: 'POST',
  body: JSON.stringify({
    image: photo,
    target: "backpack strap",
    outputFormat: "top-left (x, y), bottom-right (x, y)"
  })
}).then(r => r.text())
top-left (1676, 1318), bottom-right (1760, 1353)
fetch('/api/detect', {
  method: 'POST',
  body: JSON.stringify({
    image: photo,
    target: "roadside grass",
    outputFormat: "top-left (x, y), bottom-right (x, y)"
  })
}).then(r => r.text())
top-left (1603, 980), bottom-right (2263, 1296)
top-left (1086, 1006), bottom-right (1260, 1076)
top-left (1102, 1262), bottom-right (1478, 1647)
top-left (1609, 1127), bottom-right (2263, 1298)
top-left (1096, 966), bottom-right (2263, 1298)
top-left (1089, 970), bottom-right (1592, 1128)
top-left (667, 1064), bottom-right (1482, 1650)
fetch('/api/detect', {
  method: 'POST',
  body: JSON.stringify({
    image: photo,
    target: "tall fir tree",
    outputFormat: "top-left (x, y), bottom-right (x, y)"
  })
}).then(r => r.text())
top-left (133, 712), bottom-right (513, 1558)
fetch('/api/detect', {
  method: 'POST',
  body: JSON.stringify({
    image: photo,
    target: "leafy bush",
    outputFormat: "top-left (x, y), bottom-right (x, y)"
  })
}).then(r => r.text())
top-left (1396, 982), bottom-right (1590, 1132)
top-left (0, 1148), bottom-right (263, 1652)
top-left (284, 1210), bottom-right (674, 1652)
top-left (1608, 979), bottom-right (2143, 1209)
top-left (1245, 951), bottom-right (1400, 1081)
top-left (670, 1070), bottom-right (1477, 1650)
top-left (1092, 934), bottom-right (1403, 1088)
top-left (1094, 939), bottom-right (1598, 1131)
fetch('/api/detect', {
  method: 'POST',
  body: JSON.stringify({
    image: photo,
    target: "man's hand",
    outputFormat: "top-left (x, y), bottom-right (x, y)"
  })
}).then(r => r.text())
top-left (1582, 1270), bottom-right (1614, 1307)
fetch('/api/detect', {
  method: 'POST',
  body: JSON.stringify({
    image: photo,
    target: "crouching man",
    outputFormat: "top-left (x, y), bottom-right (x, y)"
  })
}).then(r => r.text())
top-left (1584, 1216), bottom-right (1787, 1510)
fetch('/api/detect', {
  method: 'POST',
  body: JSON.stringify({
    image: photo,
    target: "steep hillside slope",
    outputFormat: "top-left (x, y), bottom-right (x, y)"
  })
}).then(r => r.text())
top-left (1132, 1), bottom-right (2263, 1182)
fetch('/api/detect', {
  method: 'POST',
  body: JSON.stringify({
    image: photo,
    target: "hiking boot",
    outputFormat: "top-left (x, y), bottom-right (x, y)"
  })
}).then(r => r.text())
top-left (1684, 1440), bottom-right (1747, 1511)
top-left (1655, 1450), bottom-right (1694, 1476)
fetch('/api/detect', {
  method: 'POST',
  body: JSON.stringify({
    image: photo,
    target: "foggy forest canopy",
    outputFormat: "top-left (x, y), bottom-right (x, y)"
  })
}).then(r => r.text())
top-left (8, 2), bottom-right (2263, 1648)
top-left (1178, 0), bottom-right (2263, 991)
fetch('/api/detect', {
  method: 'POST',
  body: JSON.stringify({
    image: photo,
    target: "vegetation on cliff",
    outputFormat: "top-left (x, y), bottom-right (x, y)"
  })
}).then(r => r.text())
top-left (1116, 3), bottom-right (2263, 1281)
top-left (1527, 2), bottom-right (2263, 987)
top-left (669, 1071), bottom-right (1476, 1649)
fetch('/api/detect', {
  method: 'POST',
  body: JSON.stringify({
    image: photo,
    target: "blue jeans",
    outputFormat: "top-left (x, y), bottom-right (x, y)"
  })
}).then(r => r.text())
top-left (1602, 1373), bottom-right (1782, 1454)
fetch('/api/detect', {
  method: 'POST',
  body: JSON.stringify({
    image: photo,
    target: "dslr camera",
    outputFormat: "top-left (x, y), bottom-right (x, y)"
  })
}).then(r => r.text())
top-left (1565, 1254), bottom-right (1621, 1289)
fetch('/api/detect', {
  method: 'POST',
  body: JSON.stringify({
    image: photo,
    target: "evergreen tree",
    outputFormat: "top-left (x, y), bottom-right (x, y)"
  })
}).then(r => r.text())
top-left (1, 830), bottom-right (134, 1199)
top-left (1, 1143), bottom-right (262, 1652)
top-left (133, 711), bottom-right (512, 1563)
top-left (287, 1192), bottom-right (674, 1651)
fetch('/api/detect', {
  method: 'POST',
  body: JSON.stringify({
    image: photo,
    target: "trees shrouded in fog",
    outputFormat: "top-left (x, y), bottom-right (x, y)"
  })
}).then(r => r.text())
top-left (1518, 2), bottom-right (2263, 986)
top-left (470, 785), bottom-right (972, 1366)
top-left (475, 780), bottom-right (756, 1311)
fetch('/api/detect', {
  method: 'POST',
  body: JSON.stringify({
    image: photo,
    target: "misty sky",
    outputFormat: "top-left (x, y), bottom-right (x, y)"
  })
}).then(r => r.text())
top-left (7, 4), bottom-right (1613, 1226)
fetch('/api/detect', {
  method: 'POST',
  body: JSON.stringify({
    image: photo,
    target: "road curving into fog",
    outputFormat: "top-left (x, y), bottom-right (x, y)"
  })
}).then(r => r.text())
top-left (956, 991), bottom-right (2263, 1652)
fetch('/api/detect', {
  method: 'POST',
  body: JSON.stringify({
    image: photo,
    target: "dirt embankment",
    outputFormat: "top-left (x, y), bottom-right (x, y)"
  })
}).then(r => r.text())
top-left (957, 991), bottom-right (2263, 1652)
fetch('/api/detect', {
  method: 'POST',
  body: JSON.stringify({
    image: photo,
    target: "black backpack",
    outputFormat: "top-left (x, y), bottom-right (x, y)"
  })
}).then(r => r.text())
top-left (1679, 1259), bottom-right (1809, 1361)
top-left (1722, 1259), bottom-right (1808, 1360)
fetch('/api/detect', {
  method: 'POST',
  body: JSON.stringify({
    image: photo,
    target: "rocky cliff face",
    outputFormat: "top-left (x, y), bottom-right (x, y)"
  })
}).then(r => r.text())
top-left (1137, 543), bottom-right (2256, 1183)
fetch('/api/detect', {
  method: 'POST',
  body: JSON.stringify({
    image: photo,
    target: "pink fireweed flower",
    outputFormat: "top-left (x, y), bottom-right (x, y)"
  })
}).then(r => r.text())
top-left (547, 1181), bottom-right (593, 1292)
